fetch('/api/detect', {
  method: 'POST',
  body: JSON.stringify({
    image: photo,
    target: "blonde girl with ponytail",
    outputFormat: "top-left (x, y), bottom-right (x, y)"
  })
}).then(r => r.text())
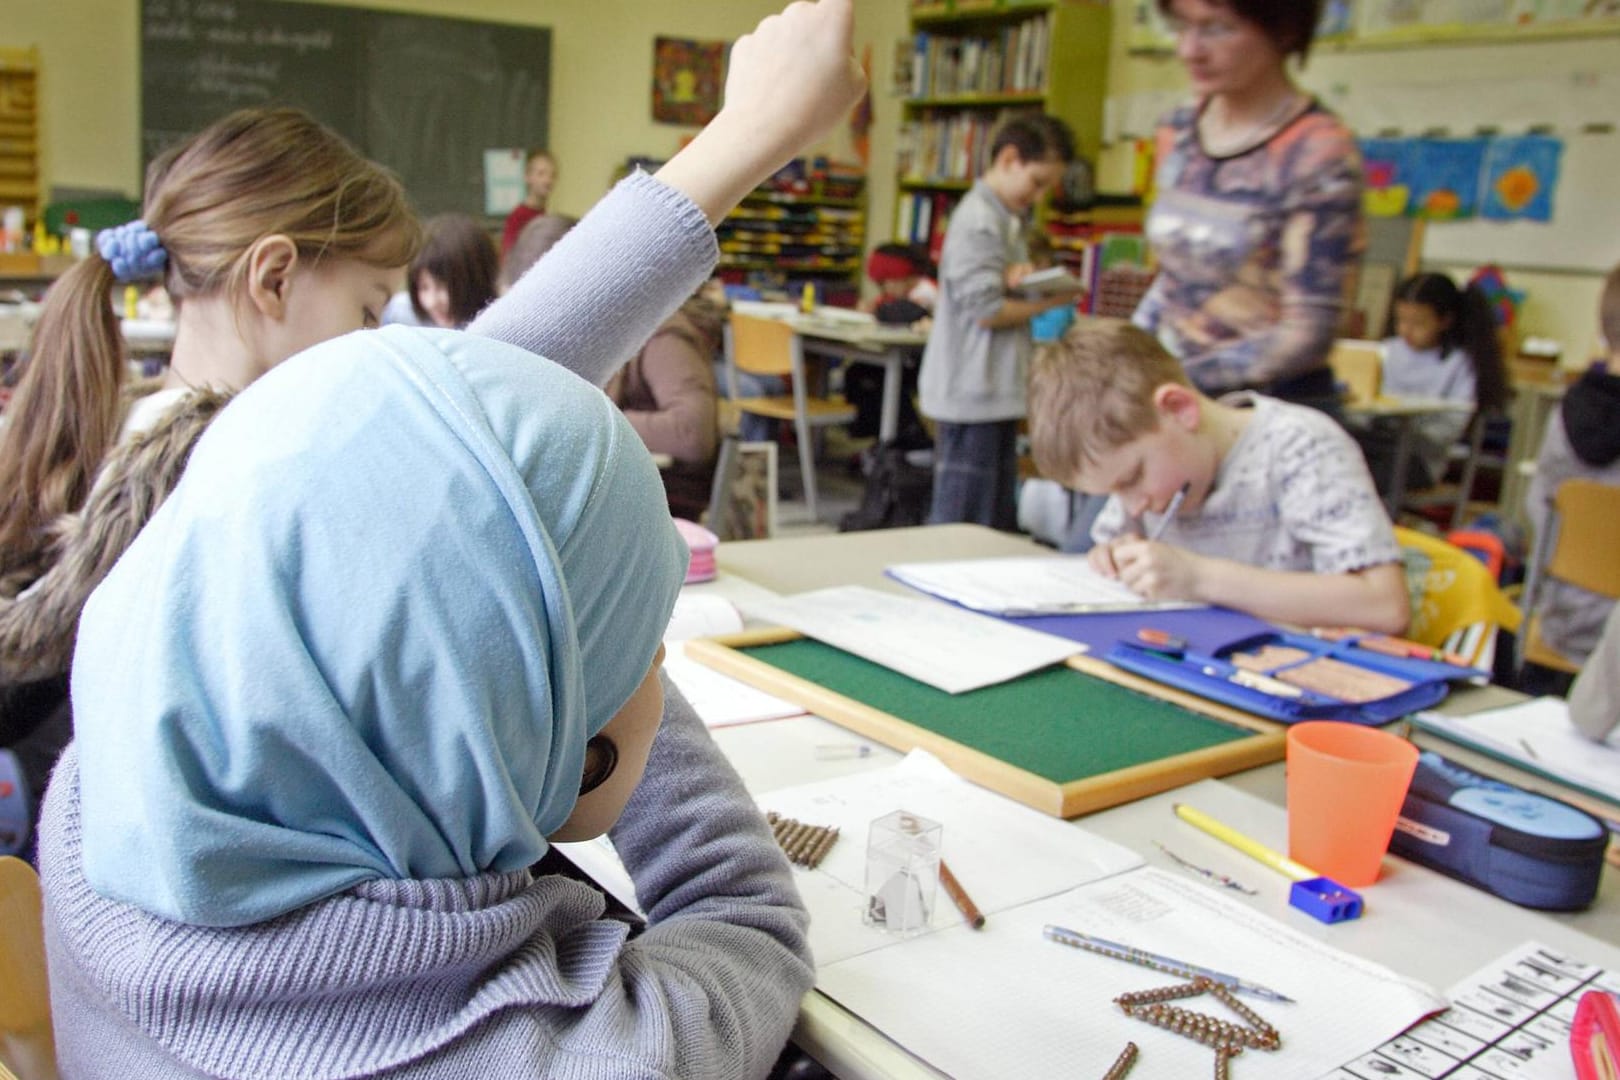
top-left (0, 106), bottom-right (420, 857)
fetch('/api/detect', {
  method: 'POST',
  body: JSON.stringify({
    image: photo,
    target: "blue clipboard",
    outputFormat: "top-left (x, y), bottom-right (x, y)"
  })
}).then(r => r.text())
top-left (1106, 631), bottom-right (1486, 725)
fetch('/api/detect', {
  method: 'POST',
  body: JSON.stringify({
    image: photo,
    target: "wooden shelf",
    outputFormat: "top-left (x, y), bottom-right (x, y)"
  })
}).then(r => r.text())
top-left (894, 3), bottom-right (1110, 252)
top-left (0, 47), bottom-right (39, 221)
top-left (904, 91), bottom-right (1047, 109)
top-left (718, 172), bottom-right (867, 295)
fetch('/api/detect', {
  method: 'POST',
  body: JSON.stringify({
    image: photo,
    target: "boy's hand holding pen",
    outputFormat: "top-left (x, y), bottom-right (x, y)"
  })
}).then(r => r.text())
top-left (1091, 483), bottom-right (1202, 601)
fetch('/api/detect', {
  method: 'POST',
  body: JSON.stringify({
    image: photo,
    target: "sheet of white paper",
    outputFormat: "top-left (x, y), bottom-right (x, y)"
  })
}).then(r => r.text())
top-left (1326, 940), bottom-right (1620, 1080)
top-left (887, 556), bottom-right (1202, 616)
top-left (739, 585), bottom-right (1081, 693)
top-left (817, 866), bottom-right (1445, 1080)
top-left (663, 641), bottom-right (807, 728)
top-left (758, 751), bottom-right (1143, 966)
top-left (663, 592), bottom-right (745, 643)
top-left (1413, 697), bottom-right (1620, 805)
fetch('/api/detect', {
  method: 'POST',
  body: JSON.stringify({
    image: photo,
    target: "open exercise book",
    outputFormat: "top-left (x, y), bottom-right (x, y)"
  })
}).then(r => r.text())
top-left (760, 752), bottom-right (1443, 1079)
top-left (661, 593), bottom-right (806, 728)
top-left (887, 555), bottom-right (1202, 616)
top-left (1412, 697), bottom-right (1620, 807)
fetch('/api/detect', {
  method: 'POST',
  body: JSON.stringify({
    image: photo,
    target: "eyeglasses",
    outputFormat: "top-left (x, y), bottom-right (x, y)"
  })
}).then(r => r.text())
top-left (1164, 17), bottom-right (1243, 43)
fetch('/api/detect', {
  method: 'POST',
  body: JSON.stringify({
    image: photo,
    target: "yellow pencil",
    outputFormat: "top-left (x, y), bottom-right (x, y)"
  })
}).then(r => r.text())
top-left (1173, 803), bottom-right (1317, 882)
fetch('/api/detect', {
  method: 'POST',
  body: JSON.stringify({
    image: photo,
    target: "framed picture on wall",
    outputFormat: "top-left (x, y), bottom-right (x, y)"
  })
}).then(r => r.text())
top-left (652, 36), bottom-right (726, 126)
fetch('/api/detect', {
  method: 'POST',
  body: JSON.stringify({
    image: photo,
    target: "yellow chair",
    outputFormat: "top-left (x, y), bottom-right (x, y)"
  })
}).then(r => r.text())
top-left (1395, 526), bottom-right (1522, 671)
top-left (724, 312), bottom-right (856, 521)
top-left (1520, 479), bottom-right (1620, 674)
top-left (1328, 339), bottom-right (1383, 406)
top-left (0, 857), bottom-right (56, 1080)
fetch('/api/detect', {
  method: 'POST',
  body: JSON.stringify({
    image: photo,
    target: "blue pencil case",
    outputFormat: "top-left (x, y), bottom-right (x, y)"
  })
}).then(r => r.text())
top-left (1105, 631), bottom-right (1485, 725)
top-left (1390, 752), bottom-right (1607, 911)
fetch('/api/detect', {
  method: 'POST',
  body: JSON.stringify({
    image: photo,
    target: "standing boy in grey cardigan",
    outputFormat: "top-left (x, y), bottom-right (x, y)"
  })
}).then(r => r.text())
top-left (919, 114), bottom-right (1081, 530)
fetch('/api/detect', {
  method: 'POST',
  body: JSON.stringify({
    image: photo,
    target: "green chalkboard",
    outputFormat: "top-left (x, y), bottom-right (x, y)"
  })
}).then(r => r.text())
top-left (140, 0), bottom-right (551, 217)
top-left (688, 629), bottom-right (1286, 818)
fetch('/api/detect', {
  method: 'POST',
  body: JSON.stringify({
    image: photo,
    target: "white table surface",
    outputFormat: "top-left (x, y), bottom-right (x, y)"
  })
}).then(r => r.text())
top-left (688, 524), bottom-right (1620, 1079)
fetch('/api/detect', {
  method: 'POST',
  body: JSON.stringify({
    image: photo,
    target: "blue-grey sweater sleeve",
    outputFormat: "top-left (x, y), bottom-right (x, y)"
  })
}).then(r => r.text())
top-left (607, 675), bottom-right (815, 1080)
top-left (468, 171), bottom-right (720, 388)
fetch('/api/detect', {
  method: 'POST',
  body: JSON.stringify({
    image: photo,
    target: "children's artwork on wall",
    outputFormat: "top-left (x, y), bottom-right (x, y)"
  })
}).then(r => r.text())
top-left (1319, 0), bottom-right (1357, 38)
top-left (1479, 134), bottom-right (1563, 221)
top-left (652, 37), bottom-right (726, 126)
top-left (1409, 138), bottom-right (1489, 220)
top-left (1359, 138), bottom-right (1419, 217)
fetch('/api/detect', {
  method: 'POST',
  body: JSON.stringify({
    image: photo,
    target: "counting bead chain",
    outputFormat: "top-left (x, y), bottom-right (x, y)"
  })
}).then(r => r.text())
top-left (1114, 977), bottom-right (1281, 1077)
top-left (765, 812), bottom-right (840, 869)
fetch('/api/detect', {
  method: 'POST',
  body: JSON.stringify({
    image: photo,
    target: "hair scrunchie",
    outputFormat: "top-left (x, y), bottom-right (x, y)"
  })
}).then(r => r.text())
top-left (96, 220), bottom-right (168, 282)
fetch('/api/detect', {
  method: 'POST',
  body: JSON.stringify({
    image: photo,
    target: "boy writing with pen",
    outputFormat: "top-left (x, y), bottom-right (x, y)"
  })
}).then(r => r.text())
top-left (1028, 320), bottom-right (1409, 633)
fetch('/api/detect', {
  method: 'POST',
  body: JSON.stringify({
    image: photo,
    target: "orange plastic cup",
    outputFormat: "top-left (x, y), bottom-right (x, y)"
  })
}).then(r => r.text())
top-left (1286, 721), bottom-right (1419, 888)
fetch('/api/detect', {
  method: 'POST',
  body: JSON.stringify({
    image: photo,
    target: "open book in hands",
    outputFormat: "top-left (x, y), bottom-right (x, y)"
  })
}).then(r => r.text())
top-left (1015, 266), bottom-right (1085, 298)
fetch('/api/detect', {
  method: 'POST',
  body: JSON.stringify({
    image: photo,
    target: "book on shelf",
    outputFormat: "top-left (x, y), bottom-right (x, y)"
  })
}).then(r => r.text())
top-left (909, 13), bottom-right (1051, 99)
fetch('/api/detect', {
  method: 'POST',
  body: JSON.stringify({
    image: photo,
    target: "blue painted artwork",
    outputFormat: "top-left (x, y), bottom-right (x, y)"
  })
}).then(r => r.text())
top-left (1480, 135), bottom-right (1563, 222)
top-left (1409, 138), bottom-right (1489, 221)
top-left (1359, 137), bottom-right (1420, 216)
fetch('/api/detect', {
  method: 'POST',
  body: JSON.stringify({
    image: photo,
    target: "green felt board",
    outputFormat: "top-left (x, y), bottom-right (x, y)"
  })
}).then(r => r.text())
top-left (743, 639), bottom-right (1255, 785)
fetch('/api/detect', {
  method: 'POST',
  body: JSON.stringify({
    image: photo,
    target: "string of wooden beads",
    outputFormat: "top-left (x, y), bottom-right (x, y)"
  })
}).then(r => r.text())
top-left (765, 812), bottom-right (839, 869)
top-left (1114, 977), bottom-right (1280, 1077)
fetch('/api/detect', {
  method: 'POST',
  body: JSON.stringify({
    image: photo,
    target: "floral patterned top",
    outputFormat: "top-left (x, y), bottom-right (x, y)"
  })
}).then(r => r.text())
top-left (1134, 99), bottom-right (1364, 395)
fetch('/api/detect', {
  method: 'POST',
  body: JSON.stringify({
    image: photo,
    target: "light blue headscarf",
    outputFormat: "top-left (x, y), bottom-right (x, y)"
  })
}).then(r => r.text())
top-left (72, 327), bottom-right (687, 927)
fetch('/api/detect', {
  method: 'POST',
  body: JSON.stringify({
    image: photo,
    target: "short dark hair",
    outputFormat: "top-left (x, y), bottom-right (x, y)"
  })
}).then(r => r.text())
top-left (524, 147), bottom-right (553, 168)
top-left (989, 114), bottom-right (1076, 166)
top-left (410, 213), bottom-right (498, 328)
top-left (1156, 0), bottom-right (1323, 62)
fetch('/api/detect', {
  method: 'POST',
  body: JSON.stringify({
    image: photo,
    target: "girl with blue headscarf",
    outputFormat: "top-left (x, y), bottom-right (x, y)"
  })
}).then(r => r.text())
top-left (37, 4), bottom-right (866, 1077)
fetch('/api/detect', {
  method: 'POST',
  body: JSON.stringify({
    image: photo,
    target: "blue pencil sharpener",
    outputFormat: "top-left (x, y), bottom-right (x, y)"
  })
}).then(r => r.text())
top-left (1290, 877), bottom-right (1364, 923)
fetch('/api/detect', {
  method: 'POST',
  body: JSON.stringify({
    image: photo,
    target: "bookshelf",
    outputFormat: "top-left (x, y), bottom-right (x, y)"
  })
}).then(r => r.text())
top-left (0, 47), bottom-right (40, 224)
top-left (716, 161), bottom-right (866, 307)
top-left (894, 1), bottom-right (1111, 260)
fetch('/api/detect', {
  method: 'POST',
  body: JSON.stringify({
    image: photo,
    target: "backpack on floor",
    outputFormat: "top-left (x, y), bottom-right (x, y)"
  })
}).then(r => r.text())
top-left (839, 443), bottom-right (932, 532)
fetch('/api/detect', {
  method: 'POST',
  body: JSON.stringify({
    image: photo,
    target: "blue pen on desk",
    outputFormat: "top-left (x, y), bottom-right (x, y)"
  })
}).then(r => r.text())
top-left (1042, 924), bottom-right (1295, 1003)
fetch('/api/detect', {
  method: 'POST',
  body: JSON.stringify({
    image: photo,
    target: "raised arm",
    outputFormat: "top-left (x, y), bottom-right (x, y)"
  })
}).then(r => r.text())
top-left (472, 0), bottom-right (866, 388)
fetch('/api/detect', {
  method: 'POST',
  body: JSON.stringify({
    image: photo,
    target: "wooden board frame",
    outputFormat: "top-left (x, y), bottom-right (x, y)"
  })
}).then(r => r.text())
top-left (686, 628), bottom-right (1286, 819)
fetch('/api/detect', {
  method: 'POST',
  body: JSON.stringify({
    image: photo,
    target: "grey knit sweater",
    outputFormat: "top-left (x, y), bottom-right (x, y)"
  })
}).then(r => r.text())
top-left (39, 173), bottom-right (815, 1078)
top-left (42, 682), bottom-right (814, 1079)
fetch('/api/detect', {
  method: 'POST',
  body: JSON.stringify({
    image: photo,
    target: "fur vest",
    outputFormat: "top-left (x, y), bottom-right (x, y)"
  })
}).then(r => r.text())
top-left (0, 388), bottom-right (230, 684)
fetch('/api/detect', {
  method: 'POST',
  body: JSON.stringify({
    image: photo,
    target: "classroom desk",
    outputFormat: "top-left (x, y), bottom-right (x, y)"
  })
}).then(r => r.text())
top-left (788, 317), bottom-right (926, 446)
top-left (732, 303), bottom-right (927, 446)
top-left (701, 524), bottom-right (1620, 1079)
top-left (1343, 395), bottom-right (1474, 517)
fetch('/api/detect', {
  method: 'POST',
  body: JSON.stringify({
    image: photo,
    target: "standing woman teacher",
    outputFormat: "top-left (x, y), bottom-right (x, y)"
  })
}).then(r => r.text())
top-left (1133, 0), bottom-right (1362, 414)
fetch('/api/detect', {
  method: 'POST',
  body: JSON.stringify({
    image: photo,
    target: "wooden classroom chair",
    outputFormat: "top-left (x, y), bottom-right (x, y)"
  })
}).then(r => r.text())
top-left (1328, 339), bottom-right (1383, 406)
top-left (1396, 526), bottom-right (1522, 672)
top-left (724, 312), bottom-right (856, 521)
top-left (0, 857), bottom-right (56, 1080)
top-left (1520, 478), bottom-right (1620, 674)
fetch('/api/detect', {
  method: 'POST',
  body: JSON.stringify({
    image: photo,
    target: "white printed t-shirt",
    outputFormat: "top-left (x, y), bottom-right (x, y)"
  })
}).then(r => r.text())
top-left (1092, 393), bottom-right (1401, 574)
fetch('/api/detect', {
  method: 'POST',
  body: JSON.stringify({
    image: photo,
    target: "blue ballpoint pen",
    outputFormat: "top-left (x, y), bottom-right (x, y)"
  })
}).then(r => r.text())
top-left (1146, 482), bottom-right (1190, 542)
top-left (1042, 924), bottom-right (1295, 1004)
